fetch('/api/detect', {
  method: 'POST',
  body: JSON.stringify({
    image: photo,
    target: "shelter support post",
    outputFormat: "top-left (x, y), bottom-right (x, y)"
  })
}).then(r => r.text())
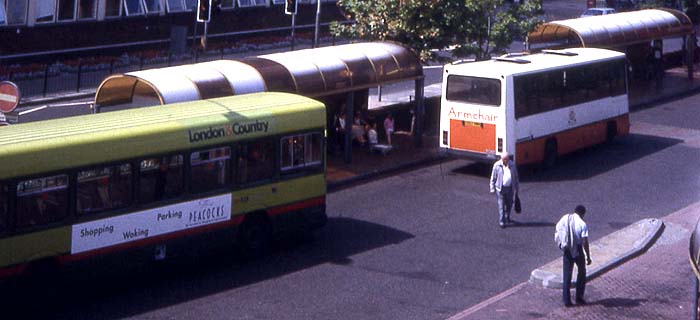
top-left (413, 78), bottom-right (425, 148)
top-left (653, 39), bottom-right (664, 89)
top-left (344, 92), bottom-right (354, 164)
top-left (688, 33), bottom-right (695, 81)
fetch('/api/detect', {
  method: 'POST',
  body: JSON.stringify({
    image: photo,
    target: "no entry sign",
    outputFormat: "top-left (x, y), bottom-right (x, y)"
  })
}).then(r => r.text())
top-left (0, 81), bottom-right (20, 113)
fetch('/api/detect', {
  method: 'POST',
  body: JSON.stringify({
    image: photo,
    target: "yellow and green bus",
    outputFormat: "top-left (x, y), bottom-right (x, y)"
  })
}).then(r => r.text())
top-left (0, 92), bottom-right (327, 278)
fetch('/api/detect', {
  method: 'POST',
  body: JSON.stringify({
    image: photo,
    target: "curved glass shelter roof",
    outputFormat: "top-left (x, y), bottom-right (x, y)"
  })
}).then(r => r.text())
top-left (527, 9), bottom-right (693, 49)
top-left (95, 41), bottom-right (423, 110)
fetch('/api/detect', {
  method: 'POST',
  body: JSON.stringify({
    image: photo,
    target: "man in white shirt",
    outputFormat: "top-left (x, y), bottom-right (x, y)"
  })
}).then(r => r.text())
top-left (489, 153), bottom-right (519, 228)
top-left (555, 205), bottom-right (592, 307)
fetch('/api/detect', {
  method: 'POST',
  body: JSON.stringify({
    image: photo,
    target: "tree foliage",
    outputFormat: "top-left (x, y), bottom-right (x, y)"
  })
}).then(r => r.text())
top-left (331, 0), bottom-right (543, 62)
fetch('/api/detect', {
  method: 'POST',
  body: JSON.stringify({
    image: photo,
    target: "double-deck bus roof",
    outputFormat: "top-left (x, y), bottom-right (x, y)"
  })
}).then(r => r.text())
top-left (0, 92), bottom-right (325, 179)
top-left (445, 47), bottom-right (625, 79)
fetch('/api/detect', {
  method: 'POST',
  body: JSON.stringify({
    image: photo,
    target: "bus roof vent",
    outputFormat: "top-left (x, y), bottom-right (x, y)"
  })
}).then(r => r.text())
top-left (451, 58), bottom-right (476, 65)
top-left (493, 57), bottom-right (531, 64)
top-left (493, 52), bottom-right (531, 64)
top-left (541, 49), bottom-right (579, 57)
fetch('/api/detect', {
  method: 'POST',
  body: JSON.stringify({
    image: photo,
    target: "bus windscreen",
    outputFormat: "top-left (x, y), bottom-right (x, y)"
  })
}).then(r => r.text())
top-left (446, 75), bottom-right (501, 106)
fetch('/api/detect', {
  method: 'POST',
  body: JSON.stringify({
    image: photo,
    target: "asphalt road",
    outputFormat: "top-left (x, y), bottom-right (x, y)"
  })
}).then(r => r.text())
top-left (3, 85), bottom-right (698, 320)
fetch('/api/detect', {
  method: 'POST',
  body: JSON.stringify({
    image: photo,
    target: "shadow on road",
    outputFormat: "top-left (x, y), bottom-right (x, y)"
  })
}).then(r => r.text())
top-left (0, 217), bottom-right (414, 319)
top-left (449, 133), bottom-right (682, 182)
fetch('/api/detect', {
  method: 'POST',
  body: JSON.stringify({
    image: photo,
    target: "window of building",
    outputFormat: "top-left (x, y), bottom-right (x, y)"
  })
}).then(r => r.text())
top-left (16, 174), bottom-right (69, 228)
top-left (281, 133), bottom-right (323, 172)
top-left (446, 75), bottom-right (501, 106)
top-left (35, 0), bottom-right (56, 23)
top-left (78, 0), bottom-right (97, 19)
top-left (139, 155), bottom-right (184, 203)
top-left (0, 2), bottom-right (6, 24)
top-left (0, 184), bottom-right (7, 233)
top-left (124, 0), bottom-right (144, 15)
top-left (6, 0), bottom-right (28, 25)
top-left (166, 0), bottom-right (186, 11)
top-left (185, 0), bottom-right (197, 10)
top-left (57, 0), bottom-right (76, 21)
top-left (190, 147), bottom-right (231, 193)
top-left (144, 0), bottom-right (161, 13)
top-left (105, 0), bottom-right (121, 17)
top-left (237, 139), bottom-right (275, 185)
top-left (237, 0), bottom-right (266, 8)
top-left (220, 0), bottom-right (235, 8)
top-left (77, 164), bottom-right (133, 215)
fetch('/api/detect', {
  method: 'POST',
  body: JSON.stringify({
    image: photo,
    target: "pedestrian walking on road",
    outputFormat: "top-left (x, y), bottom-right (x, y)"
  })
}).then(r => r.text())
top-left (555, 205), bottom-right (592, 307)
top-left (489, 153), bottom-right (519, 228)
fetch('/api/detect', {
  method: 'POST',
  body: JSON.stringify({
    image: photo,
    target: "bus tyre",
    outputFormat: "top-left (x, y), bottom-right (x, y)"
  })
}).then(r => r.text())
top-left (237, 213), bottom-right (272, 259)
top-left (543, 139), bottom-right (558, 169)
top-left (606, 122), bottom-right (617, 144)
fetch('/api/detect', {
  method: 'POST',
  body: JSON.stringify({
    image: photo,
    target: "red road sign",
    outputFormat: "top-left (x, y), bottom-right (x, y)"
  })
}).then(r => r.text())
top-left (0, 81), bottom-right (20, 113)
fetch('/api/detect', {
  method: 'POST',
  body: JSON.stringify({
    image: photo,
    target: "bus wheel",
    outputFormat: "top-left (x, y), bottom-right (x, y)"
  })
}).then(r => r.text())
top-left (237, 213), bottom-right (272, 258)
top-left (606, 122), bottom-right (617, 144)
top-left (543, 139), bottom-right (558, 169)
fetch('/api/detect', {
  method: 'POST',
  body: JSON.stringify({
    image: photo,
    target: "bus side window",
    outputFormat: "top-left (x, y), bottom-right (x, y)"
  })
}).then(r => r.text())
top-left (237, 139), bottom-right (275, 185)
top-left (16, 175), bottom-right (69, 228)
top-left (190, 147), bottom-right (231, 193)
top-left (77, 164), bottom-right (133, 215)
top-left (281, 133), bottom-right (323, 174)
top-left (0, 184), bottom-right (7, 232)
top-left (139, 155), bottom-right (184, 203)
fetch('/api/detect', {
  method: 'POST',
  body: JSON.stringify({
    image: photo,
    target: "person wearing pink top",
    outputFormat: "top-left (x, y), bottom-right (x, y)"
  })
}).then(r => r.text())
top-left (383, 114), bottom-right (394, 145)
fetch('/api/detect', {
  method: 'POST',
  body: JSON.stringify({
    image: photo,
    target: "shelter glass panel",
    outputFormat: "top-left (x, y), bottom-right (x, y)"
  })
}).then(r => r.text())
top-left (35, 0), bottom-right (56, 23)
top-left (16, 174), bottom-right (69, 228)
top-left (139, 155), bottom-right (184, 203)
top-left (105, 0), bottom-right (121, 17)
top-left (78, 0), bottom-right (97, 19)
top-left (236, 139), bottom-right (275, 185)
top-left (6, 0), bottom-right (28, 25)
top-left (190, 147), bottom-right (231, 193)
top-left (446, 75), bottom-right (501, 106)
top-left (77, 164), bottom-right (133, 215)
top-left (57, 0), bottom-right (76, 20)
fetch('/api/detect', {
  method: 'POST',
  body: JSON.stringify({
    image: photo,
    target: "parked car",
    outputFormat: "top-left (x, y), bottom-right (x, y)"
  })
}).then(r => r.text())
top-left (580, 7), bottom-right (616, 17)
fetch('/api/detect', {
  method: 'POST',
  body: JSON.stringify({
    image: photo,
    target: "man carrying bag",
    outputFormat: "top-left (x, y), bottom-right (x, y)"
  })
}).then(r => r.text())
top-left (555, 205), bottom-right (592, 307)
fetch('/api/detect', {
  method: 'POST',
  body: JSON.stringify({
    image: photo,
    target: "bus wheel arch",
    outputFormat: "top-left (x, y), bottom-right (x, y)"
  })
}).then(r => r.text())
top-left (237, 211), bottom-right (273, 258)
top-left (543, 138), bottom-right (558, 168)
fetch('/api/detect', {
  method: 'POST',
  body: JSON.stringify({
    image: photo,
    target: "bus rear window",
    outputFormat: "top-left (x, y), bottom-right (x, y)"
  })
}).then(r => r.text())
top-left (16, 174), bottom-right (69, 227)
top-left (281, 133), bottom-right (323, 173)
top-left (446, 75), bottom-right (501, 106)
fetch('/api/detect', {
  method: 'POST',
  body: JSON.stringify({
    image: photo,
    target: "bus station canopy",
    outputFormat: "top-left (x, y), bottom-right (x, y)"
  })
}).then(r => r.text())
top-left (94, 42), bottom-right (423, 110)
top-left (527, 9), bottom-right (693, 49)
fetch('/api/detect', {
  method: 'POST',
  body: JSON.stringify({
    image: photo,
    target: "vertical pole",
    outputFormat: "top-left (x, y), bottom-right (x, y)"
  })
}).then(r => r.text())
top-left (688, 33), bottom-right (695, 82)
top-left (694, 276), bottom-right (698, 320)
top-left (414, 77), bottom-right (425, 148)
top-left (43, 64), bottom-right (49, 97)
top-left (76, 60), bottom-right (82, 93)
top-left (202, 21), bottom-right (208, 51)
top-left (192, 20), bottom-right (199, 56)
top-left (344, 92), bottom-right (354, 164)
top-left (314, 0), bottom-right (322, 48)
top-left (291, 14), bottom-right (297, 51)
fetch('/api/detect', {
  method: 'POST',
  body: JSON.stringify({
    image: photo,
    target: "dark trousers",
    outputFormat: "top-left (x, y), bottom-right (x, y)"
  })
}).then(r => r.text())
top-left (497, 186), bottom-right (513, 225)
top-left (562, 245), bottom-right (586, 303)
